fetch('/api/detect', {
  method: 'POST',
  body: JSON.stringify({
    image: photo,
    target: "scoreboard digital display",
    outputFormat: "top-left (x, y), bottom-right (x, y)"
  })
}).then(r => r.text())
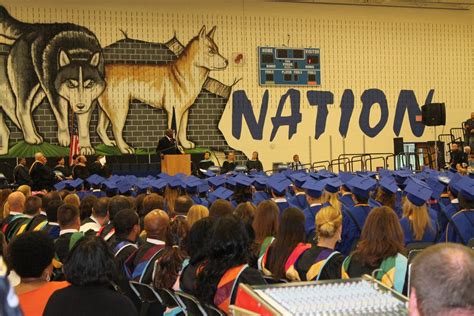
top-left (258, 47), bottom-right (321, 86)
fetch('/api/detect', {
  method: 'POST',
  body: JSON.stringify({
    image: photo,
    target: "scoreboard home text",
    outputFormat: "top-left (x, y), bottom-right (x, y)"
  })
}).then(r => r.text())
top-left (258, 47), bottom-right (321, 86)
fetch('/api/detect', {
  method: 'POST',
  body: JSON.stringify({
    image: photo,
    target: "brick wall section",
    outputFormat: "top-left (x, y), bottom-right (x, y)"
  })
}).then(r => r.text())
top-left (1, 41), bottom-right (246, 162)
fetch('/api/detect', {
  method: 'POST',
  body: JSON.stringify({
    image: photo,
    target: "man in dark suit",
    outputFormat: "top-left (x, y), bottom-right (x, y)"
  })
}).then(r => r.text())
top-left (29, 152), bottom-right (57, 191)
top-left (156, 129), bottom-right (180, 157)
top-left (13, 158), bottom-right (31, 186)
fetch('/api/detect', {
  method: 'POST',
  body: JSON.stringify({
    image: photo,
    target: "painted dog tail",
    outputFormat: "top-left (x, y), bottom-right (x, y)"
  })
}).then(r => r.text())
top-left (0, 6), bottom-right (31, 40)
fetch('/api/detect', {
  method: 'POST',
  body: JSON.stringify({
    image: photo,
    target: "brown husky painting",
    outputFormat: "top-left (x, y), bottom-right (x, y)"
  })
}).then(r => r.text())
top-left (87, 25), bottom-right (228, 154)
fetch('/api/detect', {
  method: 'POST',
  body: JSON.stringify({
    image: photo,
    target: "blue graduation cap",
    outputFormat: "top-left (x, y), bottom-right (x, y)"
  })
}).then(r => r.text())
top-left (158, 173), bottom-right (172, 180)
top-left (103, 179), bottom-right (118, 191)
top-left (54, 181), bottom-right (68, 191)
top-left (267, 175), bottom-right (291, 196)
top-left (379, 176), bottom-right (398, 194)
top-left (234, 174), bottom-right (253, 188)
top-left (457, 176), bottom-right (474, 200)
top-left (346, 175), bottom-right (377, 199)
top-left (302, 179), bottom-right (326, 198)
top-left (404, 178), bottom-right (433, 207)
top-left (289, 172), bottom-right (308, 188)
top-left (378, 168), bottom-right (393, 179)
top-left (356, 171), bottom-right (377, 179)
top-left (150, 179), bottom-right (167, 192)
top-left (167, 176), bottom-right (185, 189)
top-left (67, 178), bottom-right (84, 190)
top-left (185, 176), bottom-right (203, 193)
top-left (318, 170), bottom-right (337, 179)
top-left (203, 170), bottom-right (216, 178)
top-left (448, 173), bottom-right (463, 196)
top-left (136, 179), bottom-right (152, 191)
top-left (253, 176), bottom-right (268, 191)
top-left (426, 176), bottom-right (446, 200)
top-left (338, 172), bottom-right (355, 185)
top-left (86, 174), bottom-right (105, 186)
top-left (225, 177), bottom-right (237, 189)
top-left (208, 175), bottom-right (226, 188)
top-left (117, 181), bottom-right (134, 194)
top-left (208, 186), bottom-right (233, 203)
top-left (197, 182), bottom-right (210, 195)
top-left (323, 177), bottom-right (342, 193)
top-left (393, 169), bottom-right (413, 184)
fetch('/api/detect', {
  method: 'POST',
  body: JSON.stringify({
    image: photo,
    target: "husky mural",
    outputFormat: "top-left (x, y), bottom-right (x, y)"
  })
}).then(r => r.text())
top-left (0, 6), bottom-right (105, 148)
top-left (95, 25), bottom-right (228, 154)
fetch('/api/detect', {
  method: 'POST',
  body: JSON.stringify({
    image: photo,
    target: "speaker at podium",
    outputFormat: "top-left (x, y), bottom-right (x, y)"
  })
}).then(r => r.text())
top-left (161, 154), bottom-right (191, 175)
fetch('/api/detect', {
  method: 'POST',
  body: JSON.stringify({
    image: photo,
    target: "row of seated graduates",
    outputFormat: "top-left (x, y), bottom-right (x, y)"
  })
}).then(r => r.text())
top-left (0, 166), bottom-right (473, 315)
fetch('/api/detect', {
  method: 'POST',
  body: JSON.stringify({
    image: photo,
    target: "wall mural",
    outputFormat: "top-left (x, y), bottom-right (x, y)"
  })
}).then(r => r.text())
top-left (0, 5), bottom-right (468, 168)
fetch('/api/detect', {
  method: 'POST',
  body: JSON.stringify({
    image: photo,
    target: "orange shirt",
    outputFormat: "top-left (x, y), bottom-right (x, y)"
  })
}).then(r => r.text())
top-left (18, 281), bottom-right (69, 316)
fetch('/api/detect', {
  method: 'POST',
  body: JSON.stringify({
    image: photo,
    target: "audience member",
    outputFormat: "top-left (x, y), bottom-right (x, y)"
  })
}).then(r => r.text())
top-left (71, 156), bottom-right (89, 180)
top-left (8, 232), bottom-right (68, 316)
top-left (79, 195), bottom-right (97, 221)
top-left (44, 236), bottom-right (137, 316)
top-left (80, 197), bottom-right (109, 234)
top-left (209, 199), bottom-right (233, 218)
top-left (164, 185), bottom-right (180, 214)
top-left (63, 194), bottom-right (80, 209)
top-left (1, 192), bottom-right (27, 242)
top-left (445, 176), bottom-right (474, 244)
top-left (16, 185), bottom-right (31, 198)
top-left (55, 204), bottom-right (81, 263)
top-left (409, 243), bottom-right (474, 316)
top-left (186, 205), bottom-right (209, 227)
top-left (234, 202), bottom-right (255, 226)
top-left (173, 195), bottom-right (194, 218)
top-left (342, 206), bottom-right (407, 293)
top-left (252, 200), bottom-right (279, 262)
top-left (98, 195), bottom-right (133, 242)
top-left (293, 205), bottom-right (344, 281)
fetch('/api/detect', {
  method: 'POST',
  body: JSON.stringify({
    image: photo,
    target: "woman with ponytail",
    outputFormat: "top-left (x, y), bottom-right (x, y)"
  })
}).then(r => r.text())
top-left (152, 216), bottom-right (189, 290)
top-left (291, 205), bottom-right (345, 281)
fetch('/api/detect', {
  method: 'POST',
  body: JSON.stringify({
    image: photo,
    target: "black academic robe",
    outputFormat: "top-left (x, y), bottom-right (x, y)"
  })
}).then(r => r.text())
top-left (89, 161), bottom-right (110, 178)
top-left (30, 161), bottom-right (56, 191)
top-left (221, 161), bottom-right (236, 173)
top-left (156, 136), bottom-right (179, 155)
top-left (54, 165), bottom-right (70, 178)
top-left (294, 246), bottom-right (344, 281)
top-left (13, 164), bottom-right (31, 186)
top-left (1, 214), bottom-right (29, 242)
top-left (72, 165), bottom-right (89, 180)
top-left (55, 232), bottom-right (76, 263)
top-left (25, 213), bottom-right (48, 233)
top-left (246, 160), bottom-right (263, 172)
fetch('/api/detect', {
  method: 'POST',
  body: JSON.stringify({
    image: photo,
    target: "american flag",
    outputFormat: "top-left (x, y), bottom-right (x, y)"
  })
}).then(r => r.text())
top-left (69, 113), bottom-right (80, 166)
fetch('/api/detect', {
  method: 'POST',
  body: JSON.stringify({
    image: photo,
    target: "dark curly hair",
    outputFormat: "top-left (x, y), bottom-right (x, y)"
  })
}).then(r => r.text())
top-left (63, 235), bottom-right (118, 286)
top-left (195, 216), bottom-right (250, 304)
top-left (7, 231), bottom-right (55, 278)
top-left (186, 217), bottom-right (215, 265)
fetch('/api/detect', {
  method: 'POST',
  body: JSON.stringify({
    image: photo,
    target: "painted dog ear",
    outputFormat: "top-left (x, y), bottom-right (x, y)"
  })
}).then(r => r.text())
top-left (198, 25), bottom-right (206, 39)
top-left (59, 50), bottom-right (70, 67)
top-left (90, 52), bottom-right (100, 67)
top-left (207, 26), bottom-right (217, 39)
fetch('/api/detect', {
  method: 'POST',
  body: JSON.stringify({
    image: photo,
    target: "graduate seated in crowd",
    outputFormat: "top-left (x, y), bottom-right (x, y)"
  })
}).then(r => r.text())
top-left (251, 200), bottom-right (279, 264)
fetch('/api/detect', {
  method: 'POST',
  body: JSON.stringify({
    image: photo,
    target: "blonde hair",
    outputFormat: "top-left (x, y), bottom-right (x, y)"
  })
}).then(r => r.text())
top-left (316, 205), bottom-right (342, 239)
top-left (403, 200), bottom-right (432, 240)
top-left (17, 185), bottom-right (32, 198)
top-left (64, 193), bottom-right (80, 208)
top-left (322, 191), bottom-right (341, 213)
top-left (164, 187), bottom-right (179, 213)
top-left (187, 205), bottom-right (209, 227)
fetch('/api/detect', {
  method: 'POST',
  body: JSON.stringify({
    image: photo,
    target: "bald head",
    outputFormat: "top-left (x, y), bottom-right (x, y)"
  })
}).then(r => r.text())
top-left (34, 152), bottom-right (46, 164)
top-left (144, 210), bottom-right (169, 240)
top-left (8, 192), bottom-right (26, 213)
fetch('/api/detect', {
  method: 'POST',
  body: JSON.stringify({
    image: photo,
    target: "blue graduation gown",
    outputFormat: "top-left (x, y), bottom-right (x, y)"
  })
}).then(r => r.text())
top-left (303, 204), bottom-right (323, 241)
top-left (339, 193), bottom-right (354, 211)
top-left (445, 209), bottom-right (474, 245)
top-left (274, 199), bottom-right (290, 216)
top-left (289, 193), bottom-right (308, 211)
top-left (191, 195), bottom-right (210, 208)
top-left (437, 200), bottom-right (460, 240)
top-left (337, 204), bottom-right (371, 256)
top-left (400, 209), bottom-right (439, 245)
top-left (253, 191), bottom-right (269, 206)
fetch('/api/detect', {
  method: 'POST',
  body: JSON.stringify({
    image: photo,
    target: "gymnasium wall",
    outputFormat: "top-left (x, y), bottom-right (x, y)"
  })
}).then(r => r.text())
top-left (0, 0), bottom-right (473, 170)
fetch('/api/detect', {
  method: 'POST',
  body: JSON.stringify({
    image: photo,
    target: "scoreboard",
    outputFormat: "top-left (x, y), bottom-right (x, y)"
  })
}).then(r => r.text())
top-left (258, 47), bottom-right (321, 86)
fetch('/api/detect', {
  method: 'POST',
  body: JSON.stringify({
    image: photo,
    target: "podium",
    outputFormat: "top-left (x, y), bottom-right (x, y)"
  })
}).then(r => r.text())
top-left (161, 154), bottom-right (191, 175)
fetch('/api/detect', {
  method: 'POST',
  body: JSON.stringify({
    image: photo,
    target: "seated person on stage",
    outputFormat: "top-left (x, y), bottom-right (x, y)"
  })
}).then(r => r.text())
top-left (260, 208), bottom-right (309, 280)
top-left (124, 210), bottom-right (169, 283)
top-left (342, 206), bottom-right (407, 294)
top-left (198, 151), bottom-right (215, 173)
top-left (72, 156), bottom-right (89, 180)
top-left (445, 176), bottom-right (474, 245)
top-left (221, 151), bottom-right (237, 174)
top-left (290, 154), bottom-right (304, 170)
top-left (13, 158), bottom-right (31, 186)
top-left (292, 205), bottom-right (345, 282)
top-left (30, 152), bottom-right (58, 191)
top-left (246, 151), bottom-right (263, 172)
top-left (194, 216), bottom-right (265, 314)
top-left (156, 129), bottom-right (180, 157)
top-left (44, 236), bottom-right (137, 316)
top-left (400, 179), bottom-right (439, 246)
top-left (9, 231), bottom-right (69, 316)
top-left (54, 157), bottom-right (70, 178)
top-left (89, 155), bottom-right (110, 178)
top-left (409, 243), bottom-right (474, 316)
top-left (55, 204), bottom-right (82, 264)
